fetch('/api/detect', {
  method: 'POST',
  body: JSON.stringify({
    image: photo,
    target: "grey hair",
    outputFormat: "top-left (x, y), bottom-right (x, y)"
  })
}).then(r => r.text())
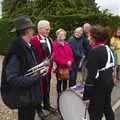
top-left (37, 20), bottom-right (50, 31)
top-left (83, 23), bottom-right (91, 28)
top-left (74, 27), bottom-right (83, 34)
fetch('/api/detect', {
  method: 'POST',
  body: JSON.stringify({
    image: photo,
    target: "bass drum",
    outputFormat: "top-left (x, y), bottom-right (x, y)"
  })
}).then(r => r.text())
top-left (59, 84), bottom-right (90, 120)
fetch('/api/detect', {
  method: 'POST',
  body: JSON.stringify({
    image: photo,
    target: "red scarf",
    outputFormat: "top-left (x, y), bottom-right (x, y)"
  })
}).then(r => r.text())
top-left (91, 42), bottom-right (105, 48)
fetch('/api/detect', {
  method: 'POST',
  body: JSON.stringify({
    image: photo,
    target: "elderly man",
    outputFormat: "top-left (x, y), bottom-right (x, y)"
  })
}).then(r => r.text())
top-left (82, 23), bottom-right (91, 55)
top-left (83, 23), bottom-right (91, 33)
top-left (31, 20), bottom-right (54, 114)
top-left (68, 27), bottom-right (85, 86)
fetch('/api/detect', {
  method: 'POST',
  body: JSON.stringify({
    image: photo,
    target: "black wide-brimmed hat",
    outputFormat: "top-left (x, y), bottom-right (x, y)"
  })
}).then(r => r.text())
top-left (11, 16), bottom-right (35, 32)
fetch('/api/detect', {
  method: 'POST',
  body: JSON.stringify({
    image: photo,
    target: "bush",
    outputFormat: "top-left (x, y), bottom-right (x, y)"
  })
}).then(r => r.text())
top-left (0, 12), bottom-right (120, 55)
top-left (37, 13), bottom-right (120, 37)
top-left (0, 18), bottom-right (16, 55)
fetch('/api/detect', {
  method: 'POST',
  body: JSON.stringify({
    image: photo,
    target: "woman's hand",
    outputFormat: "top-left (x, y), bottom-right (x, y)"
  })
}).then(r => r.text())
top-left (67, 61), bottom-right (72, 67)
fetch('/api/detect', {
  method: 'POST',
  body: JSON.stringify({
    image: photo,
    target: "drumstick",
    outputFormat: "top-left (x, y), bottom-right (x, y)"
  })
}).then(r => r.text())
top-left (82, 106), bottom-right (88, 120)
top-left (84, 106), bottom-right (87, 119)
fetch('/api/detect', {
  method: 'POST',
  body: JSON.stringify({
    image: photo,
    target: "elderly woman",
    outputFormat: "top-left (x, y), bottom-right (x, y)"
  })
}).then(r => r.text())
top-left (53, 28), bottom-right (74, 96)
top-left (83, 26), bottom-right (115, 120)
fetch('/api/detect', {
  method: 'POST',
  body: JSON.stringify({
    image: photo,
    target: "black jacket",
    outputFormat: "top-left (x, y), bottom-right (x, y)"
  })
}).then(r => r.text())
top-left (82, 33), bottom-right (91, 56)
top-left (1, 37), bottom-right (42, 109)
top-left (83, 46), bottom-right (114, 100)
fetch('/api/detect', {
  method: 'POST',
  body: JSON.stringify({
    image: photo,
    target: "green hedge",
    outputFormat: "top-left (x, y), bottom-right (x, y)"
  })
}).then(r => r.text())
top-left (0, 13), bottom-right (120, 55)
top-left (0, 18), bottom-right (16, 55)
top-left (36, 13), bottom-right (120, 37)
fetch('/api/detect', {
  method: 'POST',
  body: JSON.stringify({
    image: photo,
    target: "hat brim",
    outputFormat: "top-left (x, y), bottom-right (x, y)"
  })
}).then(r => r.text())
top-left (10, 25), bottom-right (36, 32)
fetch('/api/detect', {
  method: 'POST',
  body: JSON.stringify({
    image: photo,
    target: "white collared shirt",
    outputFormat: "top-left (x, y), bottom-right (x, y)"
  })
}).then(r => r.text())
top-left (39, 35), bottom-right (52, 54)
top-left (27, 42), bottom-right (31, 47)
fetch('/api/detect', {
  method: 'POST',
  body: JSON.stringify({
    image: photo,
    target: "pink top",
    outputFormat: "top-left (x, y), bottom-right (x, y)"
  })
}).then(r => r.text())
top-left (53, 41), bottom-right (74, 71)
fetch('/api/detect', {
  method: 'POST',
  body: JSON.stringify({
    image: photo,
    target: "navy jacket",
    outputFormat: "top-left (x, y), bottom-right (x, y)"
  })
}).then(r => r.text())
top-left (82, 33), bottom-right (91, 56)
top-left (68, 35), bottom-right (85, 62)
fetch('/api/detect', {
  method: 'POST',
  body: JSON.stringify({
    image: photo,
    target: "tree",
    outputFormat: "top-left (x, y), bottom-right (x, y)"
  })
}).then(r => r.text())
top-left (1, 0), bottom-right (120, 55)
top-left (2, 0), bottom-right (34, 18)
top-left (2, 0), bottom-right (99, 19)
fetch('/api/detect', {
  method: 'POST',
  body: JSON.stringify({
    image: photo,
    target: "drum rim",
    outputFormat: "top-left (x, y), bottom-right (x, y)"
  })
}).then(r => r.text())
top-left (58, 89), bottom-right (86, 120)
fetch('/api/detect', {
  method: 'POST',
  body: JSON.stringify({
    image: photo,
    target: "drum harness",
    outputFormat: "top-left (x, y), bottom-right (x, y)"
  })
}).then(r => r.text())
top-left (95, 45), bottom-right (115, 79)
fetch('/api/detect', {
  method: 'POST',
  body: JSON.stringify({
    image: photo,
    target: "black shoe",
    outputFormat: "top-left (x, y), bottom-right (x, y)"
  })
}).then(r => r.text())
top-left (43, 106), bottom-right (56, 113)
top-left (37, 110), bottom-right (45, 120)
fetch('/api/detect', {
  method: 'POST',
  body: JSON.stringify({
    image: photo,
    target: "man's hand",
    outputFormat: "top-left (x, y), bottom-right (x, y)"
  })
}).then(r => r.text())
top-left (39, 66), bottom-right (49, 76)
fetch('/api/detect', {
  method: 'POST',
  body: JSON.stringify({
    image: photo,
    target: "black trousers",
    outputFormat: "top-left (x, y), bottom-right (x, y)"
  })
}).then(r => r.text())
top-left (43, 73), bottom-right (51, 107)
top-left (88, 88), bottom-right (115, 120)
top-left (56, 73), bottom-right (67, 96)
top-left (116, 65), bottom-right (120, 80)
top-left (18, 104), bottom-right (40, 120)
top-left (57, 80), bottom-right (67, 95)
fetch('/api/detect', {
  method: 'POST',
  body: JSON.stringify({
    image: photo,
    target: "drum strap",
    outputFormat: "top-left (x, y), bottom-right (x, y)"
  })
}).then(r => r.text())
top-left (95, 45), bottom-right (115, 79)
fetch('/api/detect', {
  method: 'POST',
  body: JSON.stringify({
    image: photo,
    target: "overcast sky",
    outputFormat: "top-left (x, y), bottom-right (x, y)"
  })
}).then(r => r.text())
top-left (0, 0), bottom-right (2, 18)
top-left (96, 0), bottom-right (120, 15)
top-left (0, 0), bottom-right (120, 17)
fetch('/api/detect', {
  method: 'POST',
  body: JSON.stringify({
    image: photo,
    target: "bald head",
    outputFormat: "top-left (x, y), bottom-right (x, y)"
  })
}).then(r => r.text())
top-left (83, 23), bottom-right (91, 33)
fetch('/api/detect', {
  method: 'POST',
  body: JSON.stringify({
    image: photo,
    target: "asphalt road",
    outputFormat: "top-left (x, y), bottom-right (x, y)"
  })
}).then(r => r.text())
top-left (0, 56), bottom-right (120, 120)
top-left (115, 107), bottom-right (120, 120)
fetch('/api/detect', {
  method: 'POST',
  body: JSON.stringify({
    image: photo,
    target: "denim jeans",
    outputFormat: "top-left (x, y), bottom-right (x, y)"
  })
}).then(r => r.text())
top-left (69, 61), bottom-right (79, 87)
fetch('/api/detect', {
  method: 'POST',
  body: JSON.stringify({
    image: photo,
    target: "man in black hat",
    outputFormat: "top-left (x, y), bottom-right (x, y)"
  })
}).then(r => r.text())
top-left (1, 16), bottom-right (48, 120)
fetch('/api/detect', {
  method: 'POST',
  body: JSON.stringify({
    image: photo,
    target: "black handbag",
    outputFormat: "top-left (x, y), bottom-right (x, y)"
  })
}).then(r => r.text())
top-left (1, 84), bottom-right (31, 109)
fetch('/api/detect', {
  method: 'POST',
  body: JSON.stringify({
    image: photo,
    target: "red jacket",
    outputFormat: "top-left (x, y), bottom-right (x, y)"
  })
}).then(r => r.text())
top-left (31, 35), bottom-right (53, 73)
top-left (53, 41), bottom-right (74, 71)
top-left (31, 35), bottom-right (52, 63)
top-left (31, 35), bottom-right (53, 93)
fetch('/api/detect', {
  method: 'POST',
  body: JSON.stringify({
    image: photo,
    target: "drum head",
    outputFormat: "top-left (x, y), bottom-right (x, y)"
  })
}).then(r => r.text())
top-left (59, 90), bottom-right (89, 120)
